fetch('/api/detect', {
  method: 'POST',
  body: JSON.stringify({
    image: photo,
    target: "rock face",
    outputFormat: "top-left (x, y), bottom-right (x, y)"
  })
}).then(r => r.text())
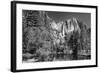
top-left (22, 10), bottom-right (91, 62)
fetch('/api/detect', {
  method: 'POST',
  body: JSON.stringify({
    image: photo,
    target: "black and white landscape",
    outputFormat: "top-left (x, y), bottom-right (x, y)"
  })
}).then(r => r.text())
top-left (22, 10), bottom-right (91, 63)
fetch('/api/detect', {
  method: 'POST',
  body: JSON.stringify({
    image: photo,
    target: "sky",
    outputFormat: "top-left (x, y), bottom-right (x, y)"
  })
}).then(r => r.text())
top-left (46, 11), bottom-right (91, 27)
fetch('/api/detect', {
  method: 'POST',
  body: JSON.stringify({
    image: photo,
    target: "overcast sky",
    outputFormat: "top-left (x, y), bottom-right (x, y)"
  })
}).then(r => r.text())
top-left (47, 11), bottom-right (91, 27)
